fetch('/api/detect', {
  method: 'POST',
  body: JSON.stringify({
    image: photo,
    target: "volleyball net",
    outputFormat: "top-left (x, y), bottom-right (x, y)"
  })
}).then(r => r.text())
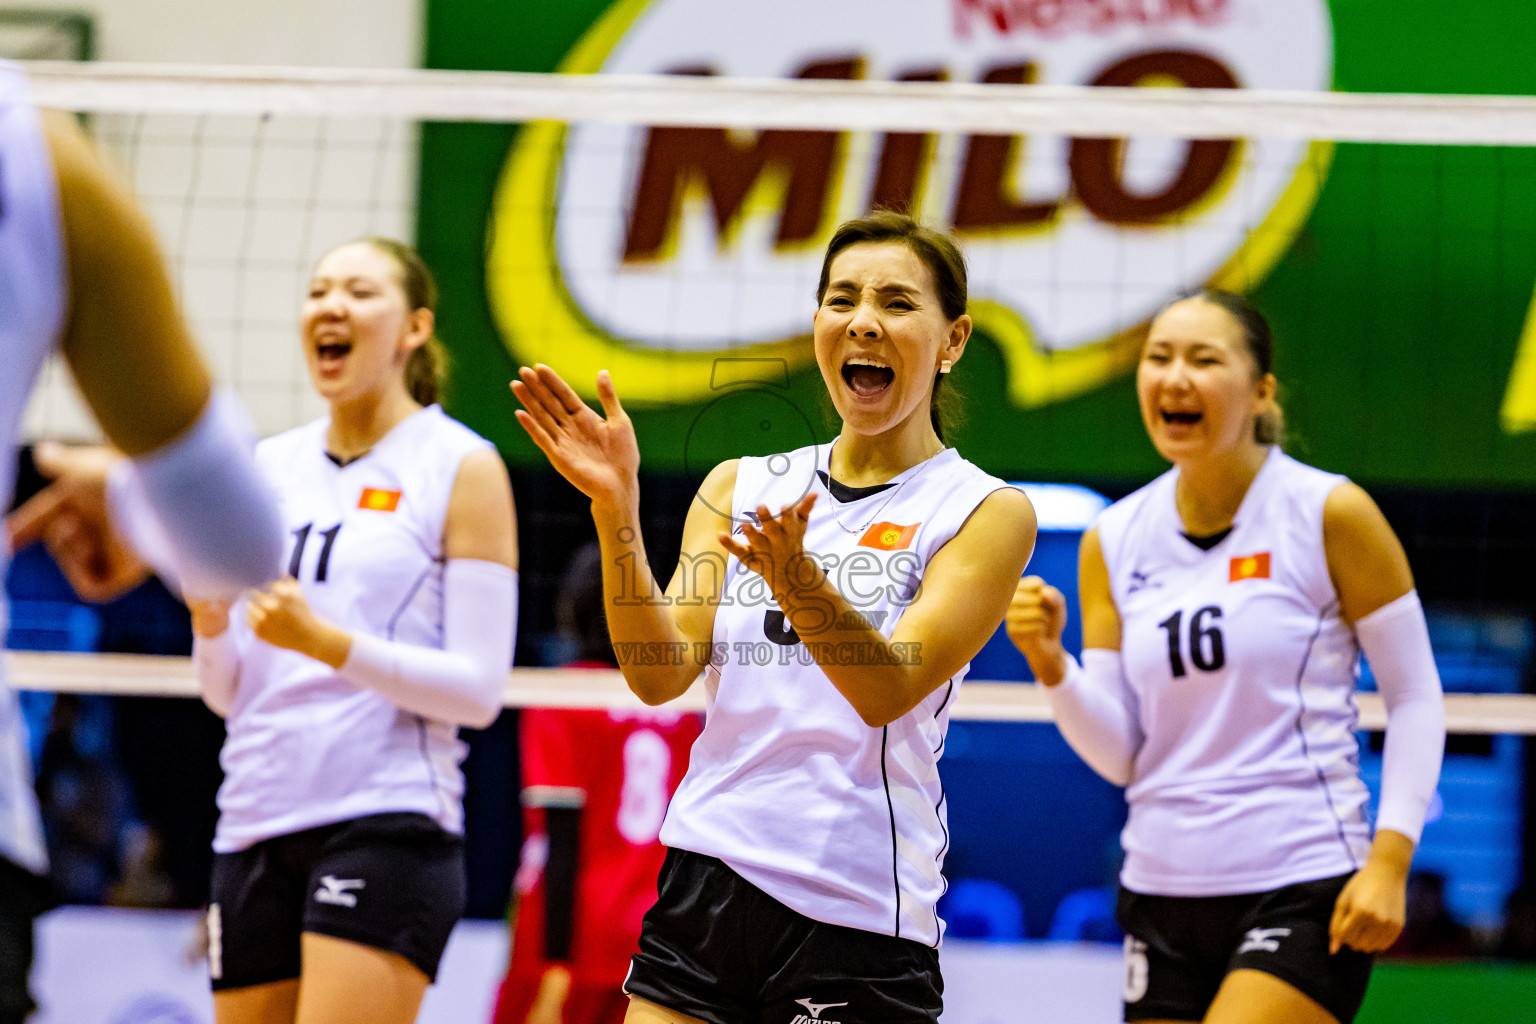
top-left (7, 650), bottom-right (1534, 733)
top-left (19, 60), bottom-right (1536, 448)
top-left (13, 57), bottom-right (1536, 711)
top-left (6, 60), bottom-right (1536, 1022)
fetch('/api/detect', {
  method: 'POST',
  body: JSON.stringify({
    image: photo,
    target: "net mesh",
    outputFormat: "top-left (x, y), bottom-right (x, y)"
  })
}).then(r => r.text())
top-left (24, 109), bottom-right (415, 440)
top-left (13, 64), bottom-right (1536, 713)
top-left (19, 62), bottom-right (1536, 444)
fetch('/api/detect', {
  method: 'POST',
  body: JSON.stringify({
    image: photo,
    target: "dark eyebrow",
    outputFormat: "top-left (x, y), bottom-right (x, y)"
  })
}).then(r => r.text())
top-left (825, 279), bottom-right (919, 295)
top-left (311, 275), bottom-right (382, 287)
top-left (1145, 338), bottom-right (1222, 354)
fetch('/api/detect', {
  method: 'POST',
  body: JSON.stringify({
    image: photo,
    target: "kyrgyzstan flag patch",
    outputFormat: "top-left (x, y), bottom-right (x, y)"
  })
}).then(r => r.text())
top-left (859, 521), bottom-right (919, 551)
top-left (1229, 552), bottom-right (1271, 582)
top-left (358, 487), bottom-right (401, 513)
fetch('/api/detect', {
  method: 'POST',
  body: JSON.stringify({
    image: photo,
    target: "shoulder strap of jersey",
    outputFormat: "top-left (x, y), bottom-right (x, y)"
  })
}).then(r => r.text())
top-left (730, 455), bottom-right (767, 525)
top-left (919, 466), bottom-right (1017, 554)
top-left (731, 445), bottom-right (823, 525)
top-left (1095, 470), bottom-right (1174, 583)
top-left (1267, 451), bottom-right (1350, 608)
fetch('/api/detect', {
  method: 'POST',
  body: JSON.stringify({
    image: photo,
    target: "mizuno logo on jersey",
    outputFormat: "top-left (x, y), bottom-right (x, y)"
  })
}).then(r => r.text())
top-left (314, 875), bottom-right (365, 907)
top-left (1239, 926), bottom-right (1291, 953)
top-left (858, 521), bottom-right (918, 550)
top-left (731, 509), bottom-right (762, 537)
top-left (1127, 568), bottom-right (1163, 594)
top-left (791, 997), bottom-right (848, 1022)
top-left (358, 488), bottom-right (401, 512)
top-left (1229, 552), bottom-right (1271, 582)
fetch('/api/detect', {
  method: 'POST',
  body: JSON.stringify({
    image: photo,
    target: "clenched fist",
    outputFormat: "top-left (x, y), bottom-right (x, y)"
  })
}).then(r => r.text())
top-left (1330, 830), bottom-right (1415, 954)
top-left (1005, 575), bottom-right (1070, 686)
top-left (246, 578), bottom-right (351, 668)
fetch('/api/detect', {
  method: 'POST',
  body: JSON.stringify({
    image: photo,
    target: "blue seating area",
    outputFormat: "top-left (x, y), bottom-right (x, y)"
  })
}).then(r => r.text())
top-left (1358, 614), bottom-right (1529, 930)
top-left (942, 483), bottom-right (1125, 939)
top-left (7, 547), bottom-right (106, 769)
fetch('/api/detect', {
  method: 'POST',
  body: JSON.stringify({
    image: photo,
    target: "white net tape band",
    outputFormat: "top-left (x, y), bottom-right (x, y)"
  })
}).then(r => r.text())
top-left (23, 61), bottom-right (1536, 146)
top-left (10, 652), bottom-right (1533, 734)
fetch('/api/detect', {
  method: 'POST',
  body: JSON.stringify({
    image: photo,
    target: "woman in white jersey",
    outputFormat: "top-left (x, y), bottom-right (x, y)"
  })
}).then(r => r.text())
top-left (512, 211), bottom-right (1036, 1024)
top-left (1008, 290), bottom-right (1445, 1024)
top-left (185, 238), bottom-right (518, 1024)
top-left (0, 76), bottom-right (284, 1023)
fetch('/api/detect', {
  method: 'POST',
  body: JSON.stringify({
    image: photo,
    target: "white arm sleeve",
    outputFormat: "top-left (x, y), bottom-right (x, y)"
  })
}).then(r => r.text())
top-left (107, 459), bottom-right (182, 591)
top-left (1357, 589), bottom-right (1445, 843)
top-left (193, 624), bottom-right (244, 718)
top-left (340, 560), bottom-right (517, 729)
top-left (1046, 648), bottom-right (1144, 787)
top-left (110, 391), bottom-right (284, 600)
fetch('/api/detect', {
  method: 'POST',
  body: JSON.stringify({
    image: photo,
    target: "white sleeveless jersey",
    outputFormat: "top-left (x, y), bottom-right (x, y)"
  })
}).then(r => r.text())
top-left (1098, 448), bottom-right (1371, 896)
top-left (661, 443), bottom-right (1014, 947)
top-left (0, 64), bottom-right (67, 875)
top-left (213, 405), bottom-right (494, 852)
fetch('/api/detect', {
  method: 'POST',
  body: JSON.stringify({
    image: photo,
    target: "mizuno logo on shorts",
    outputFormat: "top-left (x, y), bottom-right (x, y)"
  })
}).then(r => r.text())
top-left (791, 997), bottom-right (848, 1023)
top-left (1239, 927), bottom-right (1291, 953)
top-left (314, 875), bottom-right (365, 907)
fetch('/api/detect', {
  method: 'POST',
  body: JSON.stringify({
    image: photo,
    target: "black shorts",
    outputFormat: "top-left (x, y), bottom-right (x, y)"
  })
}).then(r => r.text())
top-left (207, 812), bottom-right (465, 990)
top-left (1117, 873), bottom-right (1374, 1023)
top-left (0, 858), bottom-right (53, 1024)
top-left (625, 848), bottom-right (943, 1024)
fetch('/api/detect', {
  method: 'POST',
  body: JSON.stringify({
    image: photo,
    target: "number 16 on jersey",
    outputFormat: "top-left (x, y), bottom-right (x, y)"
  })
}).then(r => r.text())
top-left (1157, 605), bottom-right (1225, 678)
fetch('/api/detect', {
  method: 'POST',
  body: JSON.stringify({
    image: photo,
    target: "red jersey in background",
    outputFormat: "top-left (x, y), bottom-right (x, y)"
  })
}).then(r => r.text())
top-left (494, 696), bottom-right (701, 1024)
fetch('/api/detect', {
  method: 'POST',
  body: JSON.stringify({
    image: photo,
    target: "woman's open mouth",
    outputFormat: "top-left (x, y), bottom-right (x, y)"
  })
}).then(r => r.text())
top-left (316, 342), bottom-right (353, 371)
top-left (842, 356), bottom-right (895, 398)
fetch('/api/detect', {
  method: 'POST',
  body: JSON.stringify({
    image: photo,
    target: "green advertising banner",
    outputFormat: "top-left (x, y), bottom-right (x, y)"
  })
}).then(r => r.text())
top-left (421, 0), bottom-right (1536, 490)
top-left (1357, 962), bottom-right (1536, 1024)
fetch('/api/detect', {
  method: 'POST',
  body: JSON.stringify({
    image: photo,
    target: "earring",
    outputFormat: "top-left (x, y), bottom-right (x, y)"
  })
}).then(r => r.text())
top-left (939, 359), bottom-right (952, 375)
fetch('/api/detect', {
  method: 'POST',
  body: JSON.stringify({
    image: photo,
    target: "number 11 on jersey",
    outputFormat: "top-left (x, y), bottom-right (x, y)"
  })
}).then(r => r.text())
top-left (287, 522), bottom-right (342, 582)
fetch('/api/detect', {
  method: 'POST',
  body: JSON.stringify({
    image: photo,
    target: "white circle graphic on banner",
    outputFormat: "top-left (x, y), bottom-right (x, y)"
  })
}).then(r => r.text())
top-left (488, 0), bottom-right (1333, 406)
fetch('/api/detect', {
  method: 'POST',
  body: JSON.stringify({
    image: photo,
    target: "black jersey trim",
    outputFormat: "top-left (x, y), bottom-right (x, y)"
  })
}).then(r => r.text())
top-left (1290, 602), bottom-right (1360, 871)
top-left (881, 725), bottom-right (901, 938)
top-left (413, 714), bottom-right (452, 821)
top-left (934, 785), bottom-right (950, 865)
top-left (816, 469), bottom-right (897, 503)
top-left (324, 450), bottom-right (370, 468)
top-left (933, 678), bottom-right (955, 719)
top-left (1181, 526), bottom-right (1233, 551)
top-left (932, 784), bottom-right (949, 948)
top-left (932, 680), bottom-right (953, 757)
top-left (931, 684), bottom-right (954, 946)
top-left (385, 566), bottom-right (434, 640)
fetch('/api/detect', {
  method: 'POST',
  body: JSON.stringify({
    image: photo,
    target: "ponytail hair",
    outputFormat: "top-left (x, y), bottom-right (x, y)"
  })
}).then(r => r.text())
top-left (360, 237), bottom-right (445, 407)
top-left (929, 368), bottom-right (961, 445)
top-left (1254, 396), bottom-right (1286, 447)
top-left (403, 339), bottom-right (445, 408)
